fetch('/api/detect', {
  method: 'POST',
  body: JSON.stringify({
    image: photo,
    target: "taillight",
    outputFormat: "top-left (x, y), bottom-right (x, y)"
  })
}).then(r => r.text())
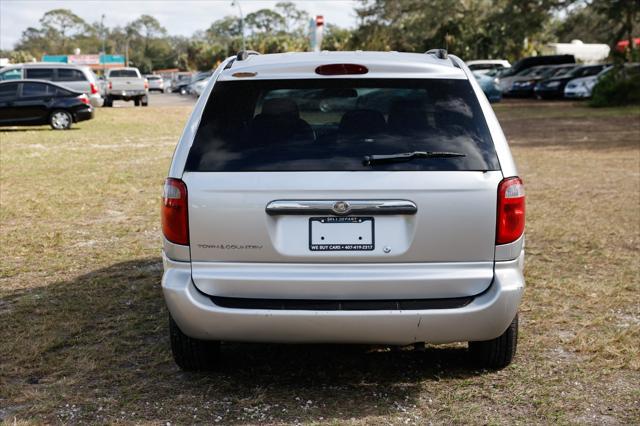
top-left (77, 94), bottom-right (90, 105)
top-left (108, 81), bottom-right (112, 90)
top-left (144, 79), bottom-right (149, 89)
top-left (496, 177), bottom-right (525, 244)
top-left (161, 178), bottom-right (189, 245)
top-left (315, 64), bottom-right (368, 75)
top-left (90, 82), bottom-right (98, 94)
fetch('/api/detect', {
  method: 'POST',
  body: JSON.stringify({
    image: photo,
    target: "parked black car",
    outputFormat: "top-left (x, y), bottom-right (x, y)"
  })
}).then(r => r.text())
top-left (506, 64), bottom-right (577, 97)
top-left (498, 54), bottom-right (576, 79)
top-left (0, 80), bottom-right (93, 130)
top-left (534, 64), bottom-right (610, 99)
top-left (171, 81), bottom-right (191, 95)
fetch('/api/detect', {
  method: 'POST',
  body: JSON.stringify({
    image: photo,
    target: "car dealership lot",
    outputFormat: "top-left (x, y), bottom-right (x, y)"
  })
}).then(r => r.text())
top-left (106, 91), bottom-right (197, 108)
top-left (1, 100), bottom-right (638, 423)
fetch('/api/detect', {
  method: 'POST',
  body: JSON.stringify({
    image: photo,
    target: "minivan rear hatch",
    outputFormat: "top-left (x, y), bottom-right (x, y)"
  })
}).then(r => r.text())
top-left (183, 77), bottom-right (502, 299)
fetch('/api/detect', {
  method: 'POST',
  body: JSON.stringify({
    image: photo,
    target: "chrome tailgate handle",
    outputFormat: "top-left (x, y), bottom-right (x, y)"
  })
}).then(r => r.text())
top-left (265, 200), bottom-right (417, 216)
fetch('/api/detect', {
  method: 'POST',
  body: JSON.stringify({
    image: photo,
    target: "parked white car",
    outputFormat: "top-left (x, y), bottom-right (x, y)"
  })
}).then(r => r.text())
top-left (191, 76), bottom-right (210, 97)
top-left (162, 50), bottom-right (525, 371)
top-left (564, 65), bottom-right (616, 98)
top-left (146, 74), bottom-right (165, 93)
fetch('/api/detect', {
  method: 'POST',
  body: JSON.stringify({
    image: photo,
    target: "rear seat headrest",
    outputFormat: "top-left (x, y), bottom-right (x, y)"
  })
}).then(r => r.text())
top-left (339, 109), bottom-right (386, 136)
top-left (387, 99), bottom-right (431, 134)
top-left (261, 98), bottom-right (300, 118)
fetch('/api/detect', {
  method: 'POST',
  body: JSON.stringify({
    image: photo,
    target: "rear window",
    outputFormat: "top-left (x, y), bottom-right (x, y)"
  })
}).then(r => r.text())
top-left (25, 68), bottom-right (55, 80)
top-left (21, 82), bottom-right (50, 97)
top-left (20, 83), bottom-right (71, 97)
top-left (571, 66), bottom-right (605, 78)
top-left (469, 64), bottom-right (504, 71)
top-left (55, 68), bottom-right (87, 82)
top-left (186, 79), bottom-right (499, 172)
top-left (109, 70), bottom-right (139, 78)
top-left (0, 69), bottom-right (22, 81)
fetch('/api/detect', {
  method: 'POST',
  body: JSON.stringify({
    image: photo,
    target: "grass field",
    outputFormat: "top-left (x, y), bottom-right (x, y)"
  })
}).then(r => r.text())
top-left (1, 99), bottom-right (639, 424)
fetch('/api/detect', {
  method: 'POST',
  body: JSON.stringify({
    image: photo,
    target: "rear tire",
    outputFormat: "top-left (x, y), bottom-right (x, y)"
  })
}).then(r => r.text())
top-left (103, 97), bottom-right (113, 107)
top-left (49, 110), bottom-right (72, 130)
top-left (134, 99), bottom-right (141, 106)
top-left (141, 96), bottom-right (148, 107)
top-left (469, 314), bottom-right (518, 369)
top-left (169, 315), bottom-right (220, 371)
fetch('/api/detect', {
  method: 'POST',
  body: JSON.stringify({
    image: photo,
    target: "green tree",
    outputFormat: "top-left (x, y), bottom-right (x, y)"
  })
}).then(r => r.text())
top-left (592, 0), bottom-right (640, 58)
top-left (555, 2), bottom-right (615, 43)
top-left (206, 16), bottom-right (243, 39)
top-left (275, 2), bottom-right (310, 33)
top-left (322, 24), bottom-right (353, 51)
top-left (73, 20), bottom-right (104, 54)
top-left (125, 15), bottom-right (172, 73)
top-left (39, 9), bottom-right (88, 52)
top-left (15, 27), bottom-right (51, 58)
top-left (245, 9), bottom-right (286, 34)
top-left (351, 0), bottom-right (576, 61)
top-left (483, 0), bottom-right (572, 59)
top-left (554, 0), bottom-right (639, 61)
top-left (4, 50), bottom-right (37, 63)
top-left (128, 15), bottom-right (167, 44)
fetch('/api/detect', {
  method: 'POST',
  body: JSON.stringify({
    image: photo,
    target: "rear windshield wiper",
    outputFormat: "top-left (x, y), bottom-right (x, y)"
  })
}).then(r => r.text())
top-left (363, 151), bottom-right (466, 166)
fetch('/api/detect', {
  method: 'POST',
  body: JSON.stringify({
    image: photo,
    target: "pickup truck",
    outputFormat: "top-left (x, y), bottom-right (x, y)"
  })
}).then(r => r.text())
top-left (103, 67), bottom-right (148, 107)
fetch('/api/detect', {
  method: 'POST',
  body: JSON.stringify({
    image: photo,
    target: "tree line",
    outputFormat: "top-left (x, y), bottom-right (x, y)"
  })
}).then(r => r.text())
top-left (2, 0), bottom-right (638, 73)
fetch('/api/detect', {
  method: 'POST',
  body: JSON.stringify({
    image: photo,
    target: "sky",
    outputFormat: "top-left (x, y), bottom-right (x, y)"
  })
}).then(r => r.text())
top-left (0, 0), bottom-right (360, 50)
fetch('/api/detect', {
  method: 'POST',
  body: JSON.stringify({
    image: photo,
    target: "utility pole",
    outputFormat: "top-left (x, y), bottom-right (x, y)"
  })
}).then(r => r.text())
top-left (100, 14), bottom-right (106, 74)
top-left (232, 1), bottom-right (246, 51)
top-left (100, 14), bottom-right (106, 54)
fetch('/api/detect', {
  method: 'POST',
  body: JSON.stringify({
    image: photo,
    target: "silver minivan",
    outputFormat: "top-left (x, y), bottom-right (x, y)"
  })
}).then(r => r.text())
top-left (162, 51), bottom-right (526, 371)
top-left (0, 63), bottom-right (102, 107)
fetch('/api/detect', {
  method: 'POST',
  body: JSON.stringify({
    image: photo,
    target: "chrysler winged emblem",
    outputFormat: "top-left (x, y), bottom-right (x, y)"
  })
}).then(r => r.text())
top-left (332, 201), bottom-right (350, 215)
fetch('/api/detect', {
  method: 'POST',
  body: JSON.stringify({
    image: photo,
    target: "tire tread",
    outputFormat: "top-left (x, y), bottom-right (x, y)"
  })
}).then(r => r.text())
top-left (169, 315), bottom-right (220, 371)
top-left (469, 314), bottom-right (518, 369)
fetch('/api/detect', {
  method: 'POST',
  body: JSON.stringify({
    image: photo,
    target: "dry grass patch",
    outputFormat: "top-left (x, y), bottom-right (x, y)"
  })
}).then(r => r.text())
top-left (1, 101), bottom-right (639, 424)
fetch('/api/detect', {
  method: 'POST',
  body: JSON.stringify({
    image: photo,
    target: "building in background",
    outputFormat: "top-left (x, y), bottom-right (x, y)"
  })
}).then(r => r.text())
top-left (42, 54), bottom-right (125, 74)
top-left (543, 40), bottom-right (610, 63)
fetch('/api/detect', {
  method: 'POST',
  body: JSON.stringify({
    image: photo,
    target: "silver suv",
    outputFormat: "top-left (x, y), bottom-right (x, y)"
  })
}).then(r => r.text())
top-left (0, 63), bottom-right (103, 107)
top-left (162, 50), bottom-right (525, 371)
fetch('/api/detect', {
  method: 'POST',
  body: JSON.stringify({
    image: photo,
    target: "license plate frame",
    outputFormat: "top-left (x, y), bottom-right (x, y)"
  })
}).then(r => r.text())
top-left (309, 217), bottom-right (375, 251)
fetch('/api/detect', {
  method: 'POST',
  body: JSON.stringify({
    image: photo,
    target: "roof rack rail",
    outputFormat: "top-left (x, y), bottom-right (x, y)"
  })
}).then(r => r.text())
top-left (425, 49), bottom-right (448, 60)
top-left (236, 50), bottom-right (260, 61)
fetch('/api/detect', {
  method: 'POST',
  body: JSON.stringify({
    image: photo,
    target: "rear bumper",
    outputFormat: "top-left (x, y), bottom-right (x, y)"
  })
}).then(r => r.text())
top-left (505, 88), bottom-right (535, 97)
top-left (108, 90), bottom-right (147, 100)
top-left (534, 88), bottom-right (563, 99)
top-left (162, 253), bottom-right (525, 345)
top-left (75, 108), bottom-right (94, 122)
top-left (89, 93), bottom-right (103, 107)
top-left (564, 90), bottom-right (589, 99)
